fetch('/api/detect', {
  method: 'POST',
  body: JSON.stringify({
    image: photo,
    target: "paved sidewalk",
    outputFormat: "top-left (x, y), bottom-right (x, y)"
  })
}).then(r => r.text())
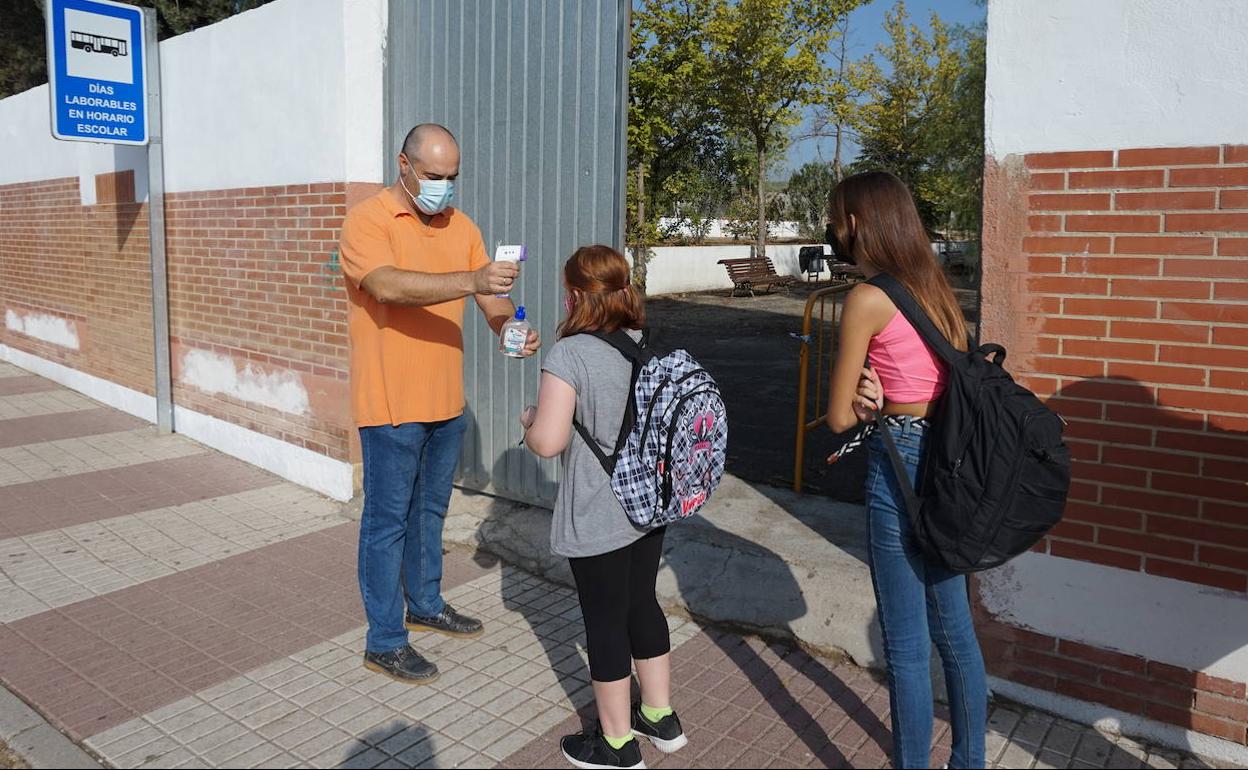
top-left (0, 361), bottom-right (1236, 770)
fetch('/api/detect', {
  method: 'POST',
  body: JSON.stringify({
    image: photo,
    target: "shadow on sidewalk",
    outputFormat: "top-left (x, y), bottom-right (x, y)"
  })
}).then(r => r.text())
top-left (482, 448), bottom-right (594, 717)
top-left (466, 449), bottom-right (898, 764)
top-left (339, 722), bottom-right (433, 768)
top-left (665, 520), bottom-right (894, 765)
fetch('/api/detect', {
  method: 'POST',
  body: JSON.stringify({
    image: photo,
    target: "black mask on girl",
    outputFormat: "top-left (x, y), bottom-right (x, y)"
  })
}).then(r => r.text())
top-left (826, 222), bottom-right (856, 265)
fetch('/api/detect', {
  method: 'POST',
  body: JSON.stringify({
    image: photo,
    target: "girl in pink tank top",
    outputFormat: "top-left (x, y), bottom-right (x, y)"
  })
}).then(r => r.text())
top-left (822, 171), bottom-right (986, 769)
top-left (867, 310), bottom-right (948, 404)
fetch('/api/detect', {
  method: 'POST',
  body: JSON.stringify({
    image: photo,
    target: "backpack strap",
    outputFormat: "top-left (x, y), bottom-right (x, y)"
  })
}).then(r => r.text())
top-left (572, 329), bottom-right (655, 476)
top-left (864, 275), bottom-right (959, 535)
top-left (866, 274), bottom-right (967, 364)
top-left (875, 415), bottom-right (925, 532)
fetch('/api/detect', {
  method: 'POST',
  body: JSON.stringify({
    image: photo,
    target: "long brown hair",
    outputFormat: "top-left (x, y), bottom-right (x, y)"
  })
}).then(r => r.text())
top-left (829, 171), bottom-right (969, 351)
top-left (558, 245), bottom-right (646, 338)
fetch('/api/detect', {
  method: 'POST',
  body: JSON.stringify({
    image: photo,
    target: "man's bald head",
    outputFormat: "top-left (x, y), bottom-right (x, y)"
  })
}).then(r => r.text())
top-left (402, 123), bottom-right (458, 166)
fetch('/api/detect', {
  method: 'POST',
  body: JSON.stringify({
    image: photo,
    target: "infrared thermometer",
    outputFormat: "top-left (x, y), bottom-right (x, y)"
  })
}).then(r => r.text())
top-left (495, 244), bottom-right (527, 297)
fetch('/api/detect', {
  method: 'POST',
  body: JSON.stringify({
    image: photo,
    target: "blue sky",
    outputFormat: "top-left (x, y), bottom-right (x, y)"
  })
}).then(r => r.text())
top-left (782, 0), bottom-right (986, 175)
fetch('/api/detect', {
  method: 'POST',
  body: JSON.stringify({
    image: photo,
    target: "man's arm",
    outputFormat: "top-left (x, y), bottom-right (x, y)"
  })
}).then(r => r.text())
top-left (475, 294), bottom-right (516, 335)
top-left (361, 261), bottom-right (518, 307)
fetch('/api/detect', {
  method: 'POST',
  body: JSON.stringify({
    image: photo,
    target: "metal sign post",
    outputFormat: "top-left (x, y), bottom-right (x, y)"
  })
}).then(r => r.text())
top-left (142, 7), bottom-right (172, 434)
top-left (46, 0), bottom-right (172, 433)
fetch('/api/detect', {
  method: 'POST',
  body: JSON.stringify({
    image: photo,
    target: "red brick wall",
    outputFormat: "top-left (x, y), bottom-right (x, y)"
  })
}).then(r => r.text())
top-left (1012, 146), bottom-right (1248, 593)
top-left (977, 618), bottom-right (1248, 744)
top-left (0, 176), bottom-right (354, 463)
top-left (979, 144), bottom-right (1248, 745)
top-left (165, 183), bottom-right (351, 459)
top-left (0, 177), bottom-right (156, 391)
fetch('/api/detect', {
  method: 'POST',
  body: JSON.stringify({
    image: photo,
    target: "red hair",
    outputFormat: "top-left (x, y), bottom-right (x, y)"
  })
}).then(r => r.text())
top-left (558, 245), bottom-right (646, 338)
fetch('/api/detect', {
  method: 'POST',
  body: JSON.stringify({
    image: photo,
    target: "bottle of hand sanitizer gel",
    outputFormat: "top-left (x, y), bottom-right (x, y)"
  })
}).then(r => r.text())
top-left (500, 306), bottom-right (531, 358)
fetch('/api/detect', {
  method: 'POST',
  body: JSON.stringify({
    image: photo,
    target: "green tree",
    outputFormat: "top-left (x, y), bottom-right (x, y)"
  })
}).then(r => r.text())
top-left (655, 132), bottom-right (740, 244)
top-left (1, 0), bottom-right (47, 100)
top-left (143, 0), bottom-right (275, 36)
top-left (784, 161), bottom-right (837, 240)
top-left (851, 0), bottom-right (963, 231)
top-left (628, 0), bottom-right (721, 289)
top-left (706, 0), bottom-right (860, 257)
top-left (928, 19), bottom-right (986, 238)
top-left (807, 15), bottom-right (875, 183)
top-left (1, 0), bottom-right (275, 100)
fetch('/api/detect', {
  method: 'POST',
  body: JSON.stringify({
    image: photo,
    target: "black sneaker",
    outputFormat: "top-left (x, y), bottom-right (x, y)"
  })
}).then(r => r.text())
top-left (631, 704), bottom-right (688, 753)
top-left (560, 728), bottom-right (645, 769)
top-left (362, 645), bottom-right (439, 684)
top-left (405, 604), bottom-right (484, 638)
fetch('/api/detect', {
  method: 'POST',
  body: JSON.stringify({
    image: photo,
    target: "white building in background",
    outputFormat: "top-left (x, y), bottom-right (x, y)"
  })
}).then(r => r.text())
top-left (656, 216), bottom-right (804, 242)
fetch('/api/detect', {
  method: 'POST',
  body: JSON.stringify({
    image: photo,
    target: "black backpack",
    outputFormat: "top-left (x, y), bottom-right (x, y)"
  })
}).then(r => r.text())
top-left (869, 274), bottom-right (1071, 573)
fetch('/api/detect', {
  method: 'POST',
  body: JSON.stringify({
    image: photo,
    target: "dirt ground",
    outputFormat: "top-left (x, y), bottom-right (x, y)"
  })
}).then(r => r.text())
top-left (646, 276), bottom-right (979, 502)
top-left (0, 741), bottom-right (28, 770)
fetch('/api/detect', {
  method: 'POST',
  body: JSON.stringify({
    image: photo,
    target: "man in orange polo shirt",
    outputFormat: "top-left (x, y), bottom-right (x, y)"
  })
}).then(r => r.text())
top-left (340, 124), bottom-right (539, 684)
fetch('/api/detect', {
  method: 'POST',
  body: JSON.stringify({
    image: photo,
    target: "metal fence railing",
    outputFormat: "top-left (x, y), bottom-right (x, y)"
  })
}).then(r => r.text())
top-left (793, 282), bottom-right (858, 493)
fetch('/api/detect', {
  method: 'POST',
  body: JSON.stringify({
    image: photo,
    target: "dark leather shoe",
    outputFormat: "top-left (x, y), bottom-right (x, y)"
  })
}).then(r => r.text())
top-left (362, 645), bottom-right (438, 684)
top-left (405, 604), bottom-right (484, 638)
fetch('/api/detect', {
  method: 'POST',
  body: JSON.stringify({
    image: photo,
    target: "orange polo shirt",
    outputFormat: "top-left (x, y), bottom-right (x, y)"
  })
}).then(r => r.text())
top-left (339, 188), bottom-right (489, 427)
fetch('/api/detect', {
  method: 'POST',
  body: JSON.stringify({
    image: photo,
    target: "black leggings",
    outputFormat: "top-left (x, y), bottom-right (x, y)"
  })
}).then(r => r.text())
top-left (568, 527), bottom-right (671, 682)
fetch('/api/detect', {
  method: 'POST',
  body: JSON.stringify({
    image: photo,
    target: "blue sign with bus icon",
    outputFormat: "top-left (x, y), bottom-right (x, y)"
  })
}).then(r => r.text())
top-left (47, 0), bottom-right (148, 145)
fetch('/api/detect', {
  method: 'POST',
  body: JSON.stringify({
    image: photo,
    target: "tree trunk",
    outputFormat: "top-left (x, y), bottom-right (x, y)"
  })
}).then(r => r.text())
top-left (634, 162), bottom-right (648, 294)
top-left (833, 122), bottom-right (844, 182)
top-left (637, 162), bottom-right (646, 232)
top-left (756, 138), bottom-right (766, 259)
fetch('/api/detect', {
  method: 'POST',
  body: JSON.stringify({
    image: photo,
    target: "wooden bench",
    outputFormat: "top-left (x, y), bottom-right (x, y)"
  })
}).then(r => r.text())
top-left (717, 257), bottom-right (796, 297)
top-left (827, 261), bottom-right (865, 283)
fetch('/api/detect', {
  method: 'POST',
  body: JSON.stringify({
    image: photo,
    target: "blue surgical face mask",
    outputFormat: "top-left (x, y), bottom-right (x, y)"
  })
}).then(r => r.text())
top-left (399, 161), bottom-right (455, 215)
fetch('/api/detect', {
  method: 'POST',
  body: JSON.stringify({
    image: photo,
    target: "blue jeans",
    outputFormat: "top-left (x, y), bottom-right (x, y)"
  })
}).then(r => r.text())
top-left (866, 418), bottom-right (987, 769)
top-left (358, 415), bottom-right (467, 653)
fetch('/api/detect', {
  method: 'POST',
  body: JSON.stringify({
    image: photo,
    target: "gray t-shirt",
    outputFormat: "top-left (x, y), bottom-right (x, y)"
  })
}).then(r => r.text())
top-left (541, 330), bottom-right (648, 558)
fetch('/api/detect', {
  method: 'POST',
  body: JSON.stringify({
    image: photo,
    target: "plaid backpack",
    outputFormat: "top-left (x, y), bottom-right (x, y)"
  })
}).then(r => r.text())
top-left (573, 330), bottom-right (728, 529)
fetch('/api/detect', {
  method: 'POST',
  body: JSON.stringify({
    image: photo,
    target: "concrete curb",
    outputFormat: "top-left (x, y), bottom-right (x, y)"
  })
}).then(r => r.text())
top-left (441, 475), bottom-right (883, 668)
top-left (0, 686), bottom-right (102, 769)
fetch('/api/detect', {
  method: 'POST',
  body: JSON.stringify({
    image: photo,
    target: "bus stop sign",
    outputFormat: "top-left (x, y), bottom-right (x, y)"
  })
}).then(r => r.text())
top-left (46, 0), bottom-right (148, 145)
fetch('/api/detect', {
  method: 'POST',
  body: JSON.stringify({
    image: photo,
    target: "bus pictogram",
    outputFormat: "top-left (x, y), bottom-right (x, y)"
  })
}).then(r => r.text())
top-left (70, 30), bottom-right (128, 57)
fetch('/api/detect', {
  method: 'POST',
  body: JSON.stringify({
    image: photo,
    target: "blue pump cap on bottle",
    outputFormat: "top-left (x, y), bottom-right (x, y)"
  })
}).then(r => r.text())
top-left (515, 305), bottom-right (526, 321)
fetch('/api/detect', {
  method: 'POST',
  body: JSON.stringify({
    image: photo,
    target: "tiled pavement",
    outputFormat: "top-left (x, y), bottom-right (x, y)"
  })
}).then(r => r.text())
top-left (0, 360), bottom-right (1236, 770)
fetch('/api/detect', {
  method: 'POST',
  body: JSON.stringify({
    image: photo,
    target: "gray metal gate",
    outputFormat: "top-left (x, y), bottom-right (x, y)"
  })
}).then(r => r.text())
top-left (385, 0), bottom-right (629, 506)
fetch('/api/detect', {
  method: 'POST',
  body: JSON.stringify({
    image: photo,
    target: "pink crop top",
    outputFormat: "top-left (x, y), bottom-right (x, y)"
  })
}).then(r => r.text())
top-left (867, 310), bottom-right (948, 404)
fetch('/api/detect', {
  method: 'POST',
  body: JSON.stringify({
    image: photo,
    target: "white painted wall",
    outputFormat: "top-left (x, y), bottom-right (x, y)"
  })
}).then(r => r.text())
top-left (634, 244), bottom-right (840, 296)
top-left (0, 87), bottom-right (126, 204)
top-left (5, 309), bottom-right (79, 350)
top-left (636, 243), bottom-right (971, 296)
top-left (158, 0), bottom-right (345, 192)
top-left (980, 552), bottom-right (1248, 682)
top-left (0, 344), bottom-right (353, 501)
top-left (657, 217), bottom-right (804, 241)
top-left (986, 0), bottom-right (1248, 157)
top-left (343, 0), bottom-right (388, 185)
top-left (0, 0), bottom-right (389, 197)
top-left (180, 348), bottom-right (310, 417)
